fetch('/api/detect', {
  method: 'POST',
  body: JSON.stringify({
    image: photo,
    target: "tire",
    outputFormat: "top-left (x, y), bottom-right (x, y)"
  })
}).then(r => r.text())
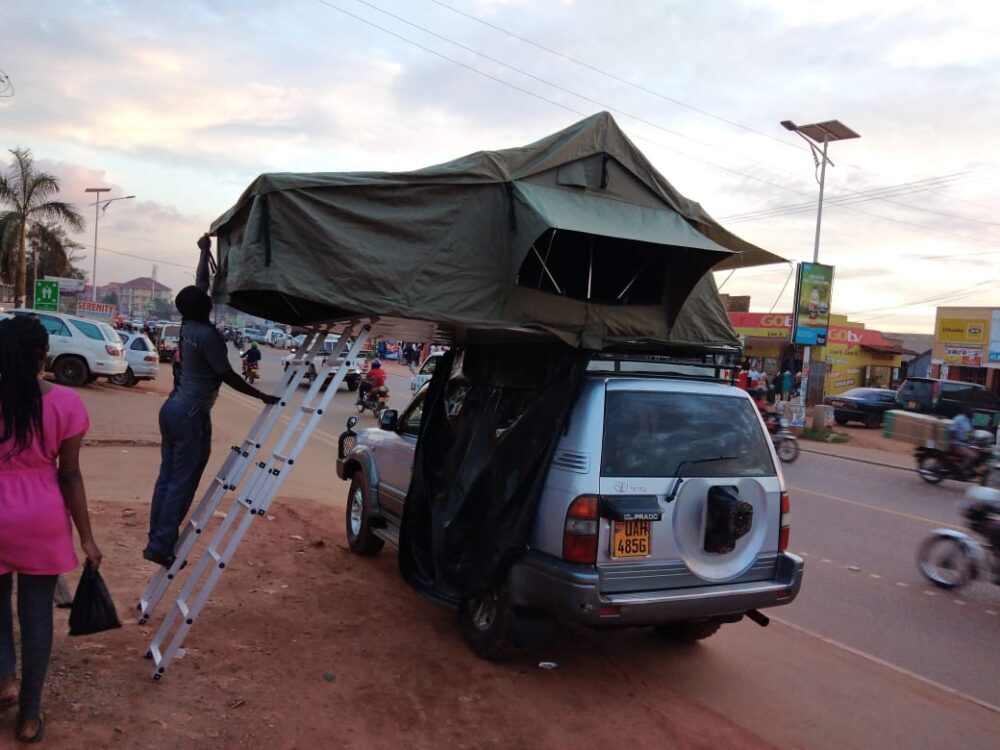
top-left (53, 356), bottom-right (89, 387)
top-left (356, 402), bottom-right (365, 414)
top-left (654, 620), bottom-right (723, 642)
top-left (865, 413), bottom-right (882, 428)
top-left (776, 437), bottom-right (799, 463)
top-left (917, 455), bottom-right (946, 484)
top-left (345, 476), bottom-right (384, 556)
top-left (917, 534), bottom-right (974, 589)
top-left (834, 415), bottom-right (848, 426)
top-left (108, 369), bottom-right (129, 386)
top-left (347, 377), bottom-right (359, 392)
top-left (460, 583), bottom-right (517, 660)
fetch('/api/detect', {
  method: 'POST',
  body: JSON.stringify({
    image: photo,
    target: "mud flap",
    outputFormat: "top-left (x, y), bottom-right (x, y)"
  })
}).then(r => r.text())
top-left (704, 485), bottom-right (753, 554)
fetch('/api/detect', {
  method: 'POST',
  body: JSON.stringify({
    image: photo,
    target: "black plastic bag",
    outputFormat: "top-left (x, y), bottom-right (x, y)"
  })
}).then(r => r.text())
top-left (68, 563), bottom-right (122, 636)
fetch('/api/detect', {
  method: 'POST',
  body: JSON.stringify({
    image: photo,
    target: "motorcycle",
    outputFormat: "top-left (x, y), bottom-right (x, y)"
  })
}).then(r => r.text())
top-left (915, 430), bottom-right (995, 485)
top-left (242, 358), bottom-right (260, 384)
top-left (765, 414), bottom-right (799, 463)
top-left (917, 486), bottom-right (1000, 590)
top-left (356, 380), bottom-right (389, 417)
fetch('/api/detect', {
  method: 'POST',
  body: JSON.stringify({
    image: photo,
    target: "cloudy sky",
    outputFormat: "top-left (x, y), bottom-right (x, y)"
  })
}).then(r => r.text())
top-left (1, 0), bottom-right (996, 332)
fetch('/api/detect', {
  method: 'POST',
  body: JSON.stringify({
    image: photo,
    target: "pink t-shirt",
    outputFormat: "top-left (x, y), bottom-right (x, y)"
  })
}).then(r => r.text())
top-left (0, 385), bottom-right (89, 575)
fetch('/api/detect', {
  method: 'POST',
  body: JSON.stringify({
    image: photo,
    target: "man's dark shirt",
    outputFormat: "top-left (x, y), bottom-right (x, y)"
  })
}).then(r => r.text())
top-left (173, 320), bottom-right (231, 410)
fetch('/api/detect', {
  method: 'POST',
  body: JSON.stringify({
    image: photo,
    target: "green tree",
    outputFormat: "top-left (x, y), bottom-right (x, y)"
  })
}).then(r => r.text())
top-left (0, 147), bottom-right (84, 306)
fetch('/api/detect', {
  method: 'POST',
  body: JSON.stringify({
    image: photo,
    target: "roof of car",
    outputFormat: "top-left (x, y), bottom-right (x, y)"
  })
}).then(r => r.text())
top-left (903, 376), bottom-right (987, 388)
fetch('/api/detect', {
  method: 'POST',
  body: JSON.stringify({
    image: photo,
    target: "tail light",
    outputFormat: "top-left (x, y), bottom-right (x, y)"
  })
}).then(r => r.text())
top-left (144, 355), bottom-right (157, 363)
top-left (105, 345), bottom-right (121, 356)
top-left (778, 491), bottom-right (791, 552)
top-left (563, 494), bottom-right (599, 564)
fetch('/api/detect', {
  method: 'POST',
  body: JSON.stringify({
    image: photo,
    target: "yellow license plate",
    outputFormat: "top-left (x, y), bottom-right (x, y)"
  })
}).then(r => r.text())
top-left (612, 520), bottom-right (651, 558)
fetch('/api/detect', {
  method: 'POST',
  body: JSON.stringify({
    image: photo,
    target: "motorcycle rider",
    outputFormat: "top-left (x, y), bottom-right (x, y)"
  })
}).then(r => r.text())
top-left (358, 358), bottom-right (387, 404)
top-left (241, 341), bottom-right (262, 379)
top-left (950, 406), bottom-right (977, 478)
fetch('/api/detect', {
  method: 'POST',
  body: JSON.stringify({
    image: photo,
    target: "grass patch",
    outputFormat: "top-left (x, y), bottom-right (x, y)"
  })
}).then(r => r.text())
top-left (801, 427), bottom-right (850, 444)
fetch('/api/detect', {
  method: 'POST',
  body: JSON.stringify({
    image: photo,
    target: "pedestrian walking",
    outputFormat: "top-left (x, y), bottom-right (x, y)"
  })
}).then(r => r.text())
top-left (0, 315), bottom-right (103, 744)
top-left (144, 286), bottom-right (280, 567)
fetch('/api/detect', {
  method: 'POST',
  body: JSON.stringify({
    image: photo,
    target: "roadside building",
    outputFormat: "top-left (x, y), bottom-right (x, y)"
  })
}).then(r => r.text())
top-left (103, 276), bottom-right (173, 320)
top-left (729, 312), bottom-right (908, 402)
top-left (929, 305), bottom-right (1000, 398)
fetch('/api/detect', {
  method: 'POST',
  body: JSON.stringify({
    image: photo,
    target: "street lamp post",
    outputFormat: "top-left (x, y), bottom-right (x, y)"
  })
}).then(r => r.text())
top-left (85, 189), bottom-right (135, 301)
top-left (779, 119), bottom-right (860, 406)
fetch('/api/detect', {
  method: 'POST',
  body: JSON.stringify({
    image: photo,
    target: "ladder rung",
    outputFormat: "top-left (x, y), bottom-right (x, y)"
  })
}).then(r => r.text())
top-left (208, 548), bottom-right (222, 562)
top-left (177, 600), bottom-right (190, 618)
top-left (301, 405), bottom-right (317, 414)
top-left (274, 453), bottom-right (289, 462)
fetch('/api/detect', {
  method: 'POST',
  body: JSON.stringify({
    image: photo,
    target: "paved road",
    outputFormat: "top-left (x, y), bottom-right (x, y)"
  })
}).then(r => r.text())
top-left (781, 450), bottom-right (1000, 707)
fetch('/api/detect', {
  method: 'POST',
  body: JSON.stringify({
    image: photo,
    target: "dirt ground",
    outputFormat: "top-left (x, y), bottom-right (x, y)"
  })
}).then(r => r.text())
top-left (0, 496), bottom-right (774, 750)
top-left (0, 375), bottom-right (777, 749)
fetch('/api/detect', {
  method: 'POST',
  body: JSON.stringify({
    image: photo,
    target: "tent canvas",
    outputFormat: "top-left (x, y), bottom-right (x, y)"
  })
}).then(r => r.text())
top-left (209, 111), bottom-right (784, 351)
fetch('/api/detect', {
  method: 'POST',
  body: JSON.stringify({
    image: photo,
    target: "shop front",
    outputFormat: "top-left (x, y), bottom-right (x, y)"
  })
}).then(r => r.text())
top-left (930, 306), bottom-right (1000, 396)
top-left (729, 312), bottom-right (905, 400)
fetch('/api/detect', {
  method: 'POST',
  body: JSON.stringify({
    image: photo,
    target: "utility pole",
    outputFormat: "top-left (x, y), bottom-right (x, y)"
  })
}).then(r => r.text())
top-left (85, 189), bottom-right (135, 300)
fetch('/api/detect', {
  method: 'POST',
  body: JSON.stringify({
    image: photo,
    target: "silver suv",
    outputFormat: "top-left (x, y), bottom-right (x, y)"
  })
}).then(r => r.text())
top-left (337, 361), bottom-right (803, 658)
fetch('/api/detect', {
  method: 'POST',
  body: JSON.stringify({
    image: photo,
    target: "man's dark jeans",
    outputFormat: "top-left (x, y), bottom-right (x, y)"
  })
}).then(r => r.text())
top-left (148, 397), bottom-right (212, 559)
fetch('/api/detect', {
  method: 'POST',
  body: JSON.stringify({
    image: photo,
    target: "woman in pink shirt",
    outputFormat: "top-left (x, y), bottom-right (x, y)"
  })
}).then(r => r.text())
top-left (0, 315), bottom-right (102, 743)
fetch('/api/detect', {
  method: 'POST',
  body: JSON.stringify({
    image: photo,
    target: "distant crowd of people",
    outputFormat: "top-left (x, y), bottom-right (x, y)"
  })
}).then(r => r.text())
top-left (736, 357), bottom-right (800, 404)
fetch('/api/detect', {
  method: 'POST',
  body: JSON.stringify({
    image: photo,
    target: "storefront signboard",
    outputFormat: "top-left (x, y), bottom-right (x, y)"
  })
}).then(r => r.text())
top-left (933, 314), bottom-right (989, 366)
top-left (76, 299), bottom-right (116, 323)
top-left (791, 262), bottom-right (835, 346)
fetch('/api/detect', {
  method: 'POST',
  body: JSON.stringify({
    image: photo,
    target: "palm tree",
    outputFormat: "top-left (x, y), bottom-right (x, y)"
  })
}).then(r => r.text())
top-left (0, 147), bottom-right (84, 306)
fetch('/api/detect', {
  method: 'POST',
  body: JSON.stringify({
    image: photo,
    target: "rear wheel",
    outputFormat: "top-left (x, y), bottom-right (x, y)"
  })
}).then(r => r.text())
top-left (53, 356), bottom-right (89, 387)
top-left (917, 534), bottom-right (974, 589)
top-left (345, 476), bottom-right (384, 556)
top-left (834, 415), bottom-right (848, 426)
top-left (917, 455), bottom-right (946, 483)
top-left (654, 620), bottom-right (722, 642)
top-left (865, 413), bottom-right (882, 428)
top-left (460, 583), bottom-right (517, 660)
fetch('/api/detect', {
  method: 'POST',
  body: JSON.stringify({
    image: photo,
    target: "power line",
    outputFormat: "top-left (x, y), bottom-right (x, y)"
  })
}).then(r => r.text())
top-left (92, 244), bottom-right (193, 270)
top-left (846, 277), bottom-right (996, 317)
top-left (351, 0), bottom-right (804, 181)
top-left (769, 264), bottom-right (795, 313)
top-left (426, 0), bottom-right (801, 153)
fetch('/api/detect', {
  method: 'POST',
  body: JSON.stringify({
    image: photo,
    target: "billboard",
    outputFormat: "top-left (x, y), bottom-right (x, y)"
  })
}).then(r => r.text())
top-left (990, 310), bottom-right (1000, 367)
top-left (932, 308), bottom-right (994, 368)
top-left (76, 299), bottom-right (116, 323)
top-left (791, 262), bottom-right (834, 346)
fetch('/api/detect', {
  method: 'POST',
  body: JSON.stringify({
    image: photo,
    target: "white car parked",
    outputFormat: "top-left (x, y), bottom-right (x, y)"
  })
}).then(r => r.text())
top-left (112, 331), bottom-right (160, 387)
top-left (12, 309), bottom-right (127, 386)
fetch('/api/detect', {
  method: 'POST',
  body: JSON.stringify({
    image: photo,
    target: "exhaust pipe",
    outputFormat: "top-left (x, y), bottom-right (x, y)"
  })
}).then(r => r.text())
top-left (745, 609), bottom-right (770, 628)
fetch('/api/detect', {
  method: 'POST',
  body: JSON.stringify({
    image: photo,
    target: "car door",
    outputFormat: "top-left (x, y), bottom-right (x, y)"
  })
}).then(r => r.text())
top-left (376, 392), bottom-right (426, 518)
top-left (33, 313), bottom-right (76, 365)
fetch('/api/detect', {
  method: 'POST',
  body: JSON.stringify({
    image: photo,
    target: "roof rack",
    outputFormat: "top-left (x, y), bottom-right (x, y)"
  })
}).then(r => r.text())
top-left (587, 352), bottom-right (741, 385)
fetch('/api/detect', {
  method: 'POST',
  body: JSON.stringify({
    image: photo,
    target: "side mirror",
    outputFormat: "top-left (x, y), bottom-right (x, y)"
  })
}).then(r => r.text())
top-left (346, 416), bottom-right (359, 430)
top-left (379, 409), bottom-right (399, 431)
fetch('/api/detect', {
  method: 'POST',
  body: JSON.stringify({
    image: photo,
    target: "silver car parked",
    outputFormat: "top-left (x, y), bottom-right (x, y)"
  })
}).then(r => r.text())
top-left (337, 362), bottom-right (803, 658)
top-left (112, 331), bottom-right (160, 387)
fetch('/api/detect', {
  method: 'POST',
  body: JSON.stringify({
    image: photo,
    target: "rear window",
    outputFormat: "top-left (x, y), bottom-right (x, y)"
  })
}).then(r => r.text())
top-left (602, 391), bottom-right (775, 478)
top-left (69, 318), bottom-right (105, 341)
top-left (841, 388), bottom-right (880, 399)
top-left (898, 380), bottom-right (932, 405)
top-left (162, 325), bottom-right (181, 340)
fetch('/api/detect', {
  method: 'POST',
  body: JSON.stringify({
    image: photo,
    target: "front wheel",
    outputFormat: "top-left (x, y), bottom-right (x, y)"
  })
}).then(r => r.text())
top-left (345, 477), bottom-right (384, 556)
top-left (865, 413), bottom-right (882, 428)
top-left (776, 437), bottom-right (799, 463)
top-left (53, 356), bottom-right (89, 387)
top-left (917, 534), bottom-right (975, 589)
top-left (917, 455), bottom-right (946, 484)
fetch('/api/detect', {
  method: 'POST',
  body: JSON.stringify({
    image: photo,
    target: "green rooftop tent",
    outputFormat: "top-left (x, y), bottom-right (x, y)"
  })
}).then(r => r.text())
top-left (209, 111), bottom-right (783, 352)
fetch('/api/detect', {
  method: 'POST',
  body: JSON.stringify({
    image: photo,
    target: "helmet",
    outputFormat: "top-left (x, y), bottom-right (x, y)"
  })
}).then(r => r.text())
top-left (251, 341), bottom-right (258, 348)
top-left (372, 359), bottom-right (381, 368)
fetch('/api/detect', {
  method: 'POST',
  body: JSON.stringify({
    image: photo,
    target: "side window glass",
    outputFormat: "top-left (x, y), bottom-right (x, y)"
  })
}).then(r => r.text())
top-left (419, 357), bottom-right (437, 376)
top-left (130, 337), bottom-right (148, 351)
top-left (38, 315), bottom-right (71, 337)
top-left (399, 395), bottom-right (425, 437)
top-left (69, 318), bottom-right (104, 341)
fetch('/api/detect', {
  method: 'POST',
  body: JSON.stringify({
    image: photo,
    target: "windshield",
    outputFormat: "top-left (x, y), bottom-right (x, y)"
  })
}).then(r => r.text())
top-left (841, 388), bottom-right (880, 399)
top-left (602, 391), bottom-right (775, 478)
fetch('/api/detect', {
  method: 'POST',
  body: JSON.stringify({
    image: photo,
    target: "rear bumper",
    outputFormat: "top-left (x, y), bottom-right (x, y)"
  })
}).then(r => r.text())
top-left (508, 551), bottom-right (803, 627)
top-left (92, 359), bottom-right (128, 376)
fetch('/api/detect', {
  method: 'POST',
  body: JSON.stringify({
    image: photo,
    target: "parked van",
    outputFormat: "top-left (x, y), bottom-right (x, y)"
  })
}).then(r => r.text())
top-left (896, 377), bottom-right (1000, 430)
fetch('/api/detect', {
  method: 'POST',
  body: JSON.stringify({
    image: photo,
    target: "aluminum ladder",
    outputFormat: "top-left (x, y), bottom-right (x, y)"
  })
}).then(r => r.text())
top-left (143, 321), bottom-right (372, 680)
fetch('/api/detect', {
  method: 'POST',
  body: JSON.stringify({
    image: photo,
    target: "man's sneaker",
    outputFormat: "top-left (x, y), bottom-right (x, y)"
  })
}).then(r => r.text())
top-left (142, 548), bottom-right (176, 568)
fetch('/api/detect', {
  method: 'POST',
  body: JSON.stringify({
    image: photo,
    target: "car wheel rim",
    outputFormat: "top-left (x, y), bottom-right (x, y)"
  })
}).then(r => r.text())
top-left (470, 592), bottom-right (497, 630)
top-left (349, 489), bottom-right (364, 537)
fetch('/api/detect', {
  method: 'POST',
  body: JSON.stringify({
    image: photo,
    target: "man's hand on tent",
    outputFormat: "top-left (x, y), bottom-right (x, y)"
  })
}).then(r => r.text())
top-left (197, 234), bottom-right (211, 252)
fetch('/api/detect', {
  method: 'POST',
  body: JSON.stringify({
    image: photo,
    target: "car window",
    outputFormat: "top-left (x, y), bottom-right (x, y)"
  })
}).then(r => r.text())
top-left (162, 325), bottom-right (181, 340)
top-left (419, 356), bottom-right (438, 376)
top-left (398, 393), bottom-right (425, 438)
top-left (118, 332), bottom-right (129, 343)
top-left (99, 322), bottom-right (121, 342)
top-left (36, 314), bottom-right (71, 337)
top-left (972, 389), bottom-right (998, 409)
top-left (841, 388), bottom-right (878, 399)
top-left (898, 380), bottom-right (932, 406)
top-left (877, 392), bottom-right (897, 403)
top-left (69, 318), bottom-right (105, 341)
top-left (602, 391), bottom-right (775, 478)
top-left (130, 336), bottom-right (149, 352)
